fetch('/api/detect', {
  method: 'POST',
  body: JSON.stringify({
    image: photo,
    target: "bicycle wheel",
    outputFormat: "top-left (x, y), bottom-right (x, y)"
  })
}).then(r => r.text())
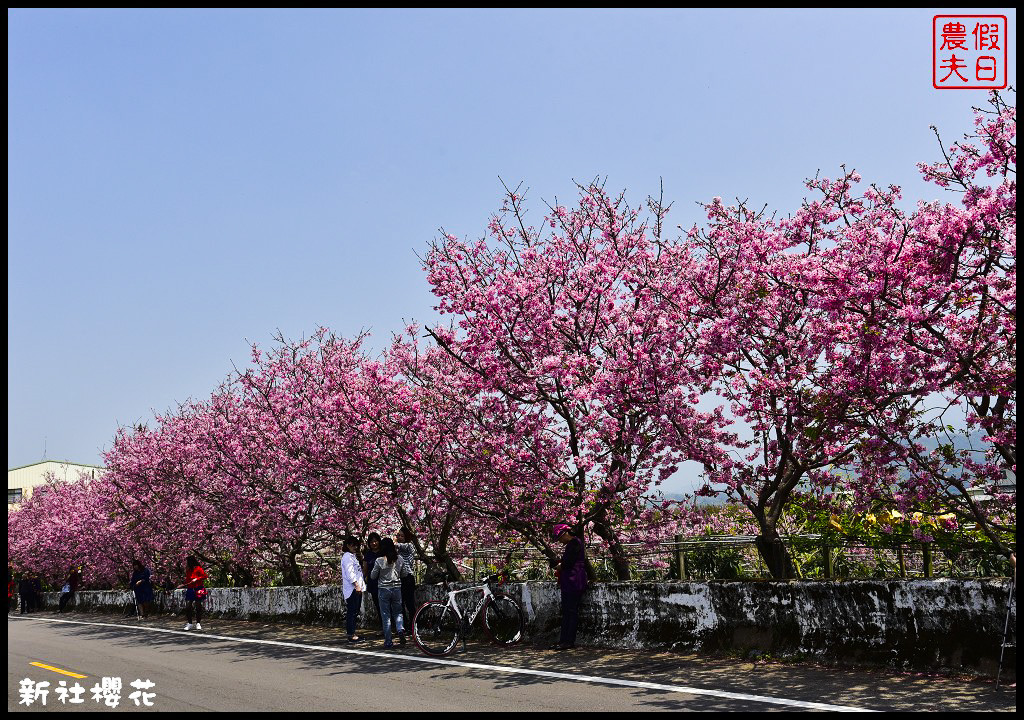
top-left (483, 595), bottom-right (524, 646)
top-left (412, 602), bottom-right (461, 656)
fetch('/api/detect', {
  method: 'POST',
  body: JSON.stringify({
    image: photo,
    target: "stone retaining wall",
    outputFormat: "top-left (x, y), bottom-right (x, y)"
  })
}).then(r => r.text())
top-left (43, 578), bottom-right (1015, 677)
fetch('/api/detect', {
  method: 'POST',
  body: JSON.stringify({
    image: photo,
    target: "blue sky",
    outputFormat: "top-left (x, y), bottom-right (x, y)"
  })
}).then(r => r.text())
top-left (8, 9), bottom-right (1016, 493)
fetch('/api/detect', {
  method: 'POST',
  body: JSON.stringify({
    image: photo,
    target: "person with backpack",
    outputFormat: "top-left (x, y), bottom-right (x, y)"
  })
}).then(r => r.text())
top-left (371, 538), bottom-right (412, 648)
top-left (180, 556), bottom-right (208, 631)
top-left (341, 536), bottom-right (367, 643)
top-left (549, 523), bottom-right (588, 650)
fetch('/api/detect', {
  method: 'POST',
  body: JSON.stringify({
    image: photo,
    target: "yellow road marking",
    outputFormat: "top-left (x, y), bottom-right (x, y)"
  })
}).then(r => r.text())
top-left (30, 661), bottom-right (88, 679)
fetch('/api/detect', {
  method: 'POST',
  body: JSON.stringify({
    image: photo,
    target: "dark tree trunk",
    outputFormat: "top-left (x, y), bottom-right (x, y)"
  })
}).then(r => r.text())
top-left (590, 517), bottom-right (632, 581)
top-left (755, 532), bottom-right (796, 580)
top-left (281, 550), bottom-right (303, 586)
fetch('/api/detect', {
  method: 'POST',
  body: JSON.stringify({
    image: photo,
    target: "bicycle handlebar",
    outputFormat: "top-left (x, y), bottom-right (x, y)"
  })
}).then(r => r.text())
top-left (433, 573), bottom-right (511, 591)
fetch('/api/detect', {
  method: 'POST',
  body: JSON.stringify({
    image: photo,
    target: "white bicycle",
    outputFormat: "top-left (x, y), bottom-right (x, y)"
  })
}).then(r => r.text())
top-left (411, 574), bottom-right (524, 656)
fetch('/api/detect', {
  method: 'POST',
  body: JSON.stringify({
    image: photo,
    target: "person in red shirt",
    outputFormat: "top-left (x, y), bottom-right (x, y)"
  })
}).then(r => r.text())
top-left (180, 556), bottom-right (208, 631)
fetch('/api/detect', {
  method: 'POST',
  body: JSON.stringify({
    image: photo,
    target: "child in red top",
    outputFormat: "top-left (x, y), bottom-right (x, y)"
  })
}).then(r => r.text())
top-left (181, 556), bottom-right (208, 631)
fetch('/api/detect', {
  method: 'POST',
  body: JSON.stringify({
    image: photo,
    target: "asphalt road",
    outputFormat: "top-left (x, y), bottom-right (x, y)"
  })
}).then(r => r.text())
top-left (8, 612), bottom-right (1016, 712)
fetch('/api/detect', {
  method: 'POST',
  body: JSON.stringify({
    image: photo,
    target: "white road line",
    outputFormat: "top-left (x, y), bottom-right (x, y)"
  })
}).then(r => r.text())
top-left (10, 615), bottom-right (874, 712)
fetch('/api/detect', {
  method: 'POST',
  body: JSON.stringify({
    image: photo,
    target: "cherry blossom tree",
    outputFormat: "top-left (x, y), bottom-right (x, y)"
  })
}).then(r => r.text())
top-left (242, 327), bottom-right (481, 581)
top-left (822, 91), bottom-right (1016, 553)
top-left (657, 183), bottom-right (872, 577)
top-left (8, 472), bottom-right (140, 588)
top-left (656, 91), bottom-right (1015, 575)
top-left (423, 181), bottom-right (727, 579)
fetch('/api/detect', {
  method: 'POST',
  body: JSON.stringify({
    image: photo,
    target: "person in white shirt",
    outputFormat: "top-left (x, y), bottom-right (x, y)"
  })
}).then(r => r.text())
top-left (341, 536), bottom-right (367, 642)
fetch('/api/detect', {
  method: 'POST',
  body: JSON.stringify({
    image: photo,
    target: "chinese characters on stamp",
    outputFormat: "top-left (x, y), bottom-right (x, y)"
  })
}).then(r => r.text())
top-left (934, 15), bottom-right (1008, 89)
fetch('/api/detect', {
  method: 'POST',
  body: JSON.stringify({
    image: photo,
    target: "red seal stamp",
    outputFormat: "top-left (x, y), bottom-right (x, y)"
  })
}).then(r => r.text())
top-left (933, 15), bottom-right (1008, 89)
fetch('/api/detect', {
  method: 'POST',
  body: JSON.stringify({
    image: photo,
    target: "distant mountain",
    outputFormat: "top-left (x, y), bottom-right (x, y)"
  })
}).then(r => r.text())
top-left (642, 429), bottom-right (1013, 507)
top-left (654, 491), bottom-right (725, 507)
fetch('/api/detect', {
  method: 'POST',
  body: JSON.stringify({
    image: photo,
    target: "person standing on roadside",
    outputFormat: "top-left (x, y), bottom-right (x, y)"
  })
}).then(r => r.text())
top-left (17, 573), bottom-right (33, 614)
top-left (362, 532), bottom-right (382, 622)
top-left (30, 573), bottom-right (43, 611)
top-left (341, 536), bottom-right (367, 643)
top-left (549, 523), bottom-right (588, 651)
top-left (181, 556), bottom-right (208, 631)
top-left (130, 560), bottom-right (155, 619)
top-left (371, 538), bottom-right (412, 649)
top-left (7, 569), bottom-right (16, 614)
top-left (59, 565), bottom-right (83, 613)
top-left (395, 527), bottom-right (418, 635)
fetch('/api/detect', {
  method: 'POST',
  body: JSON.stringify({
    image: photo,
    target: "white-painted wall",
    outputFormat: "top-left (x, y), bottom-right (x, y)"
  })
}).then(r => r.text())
top-left (39, 579), bottom-right (1015, 677)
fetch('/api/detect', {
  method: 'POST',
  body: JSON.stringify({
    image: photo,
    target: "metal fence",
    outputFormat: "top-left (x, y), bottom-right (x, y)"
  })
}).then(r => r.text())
top-left (465, 535), bottom-right (1015, 582)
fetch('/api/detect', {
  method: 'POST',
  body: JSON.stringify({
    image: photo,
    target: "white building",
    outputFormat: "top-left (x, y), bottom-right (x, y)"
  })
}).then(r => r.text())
top-left (7, 460), bottom-right (106, 509)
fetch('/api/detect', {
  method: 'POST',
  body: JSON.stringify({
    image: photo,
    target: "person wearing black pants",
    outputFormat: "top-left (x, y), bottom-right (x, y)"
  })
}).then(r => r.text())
top-left (181, 556), bottom-right (208, 631)
top-left (18, 574), bottom-right (33, 614)
top-left (549, 523), bottom-right (589, 651)
top-left (362, 533), bottom-right (382, 625)
top-left (30, 574), bottom-right (43, 611)
top-left (395, 528), bottom-right (418, 633)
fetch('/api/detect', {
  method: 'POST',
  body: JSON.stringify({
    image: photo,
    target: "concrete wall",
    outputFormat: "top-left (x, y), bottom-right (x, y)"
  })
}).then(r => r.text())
top-left (44, 586), bottom-right (354, 627)
top-left (43, 579), bottom-right (1015, 677)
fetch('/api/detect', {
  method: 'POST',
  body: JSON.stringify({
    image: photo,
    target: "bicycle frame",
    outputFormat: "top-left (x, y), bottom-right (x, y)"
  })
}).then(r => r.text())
top-left (439, 581), bottom-right (497, 629)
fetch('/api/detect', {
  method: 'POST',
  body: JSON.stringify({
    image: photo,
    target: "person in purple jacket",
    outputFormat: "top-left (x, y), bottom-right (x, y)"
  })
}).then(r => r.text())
top-left (549, 523), bottom-right (589, 650)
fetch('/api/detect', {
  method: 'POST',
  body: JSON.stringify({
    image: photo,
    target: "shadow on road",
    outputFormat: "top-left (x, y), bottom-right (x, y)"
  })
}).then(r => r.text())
top-left (12, 611), bottom-right (1015, 712)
